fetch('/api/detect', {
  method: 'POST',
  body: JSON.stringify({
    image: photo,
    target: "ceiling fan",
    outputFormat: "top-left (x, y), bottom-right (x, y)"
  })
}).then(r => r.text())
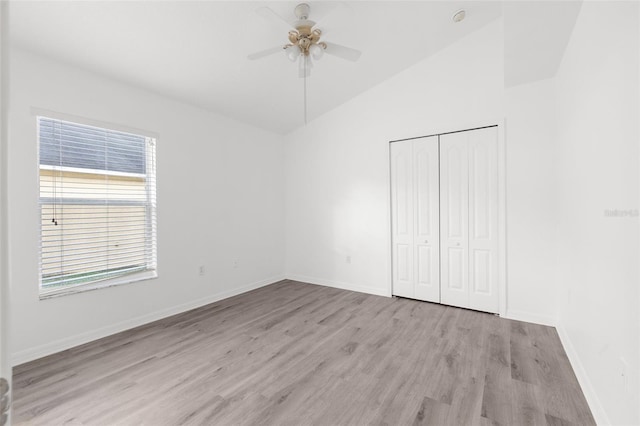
top-left (248, 3), bottom-right (362, 78)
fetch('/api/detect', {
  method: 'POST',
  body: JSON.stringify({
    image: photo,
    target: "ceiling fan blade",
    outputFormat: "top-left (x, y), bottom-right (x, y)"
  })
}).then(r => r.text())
top-left (323, 42), bottom-right (362, 62)
top-left (256, 6), bottom-right (295, 33)
top-left (312, 2), bottom-right (353, 35)
top-left (248, 45), bottom-right (284, 60)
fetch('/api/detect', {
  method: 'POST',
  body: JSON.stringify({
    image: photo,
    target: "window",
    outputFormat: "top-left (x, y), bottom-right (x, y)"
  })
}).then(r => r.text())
top-left (38, 116), bottom-right (157, 297)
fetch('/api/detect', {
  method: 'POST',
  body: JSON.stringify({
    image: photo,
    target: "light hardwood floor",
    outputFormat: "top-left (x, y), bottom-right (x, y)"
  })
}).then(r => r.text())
top-left (13, 280), bottom-right (594, 425)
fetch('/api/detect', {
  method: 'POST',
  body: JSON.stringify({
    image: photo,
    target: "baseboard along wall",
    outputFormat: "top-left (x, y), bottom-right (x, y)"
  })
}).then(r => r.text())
top-left (285, 274), bottom-right (391, 298)
top-left (12, 275), bottom-right (286, 366)
top-left (556, 325), bottom-right (611, 426)
top-left (13, 274), bottom-right (606, 426)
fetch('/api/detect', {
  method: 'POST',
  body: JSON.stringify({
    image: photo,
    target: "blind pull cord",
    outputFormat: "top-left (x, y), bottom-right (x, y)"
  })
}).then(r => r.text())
top-left (52, 123), bottom-right (60, 226)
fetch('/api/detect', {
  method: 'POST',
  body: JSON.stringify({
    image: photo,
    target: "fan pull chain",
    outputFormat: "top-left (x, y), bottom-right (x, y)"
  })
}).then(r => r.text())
top-left (303, 56), bottom-right (308, 125)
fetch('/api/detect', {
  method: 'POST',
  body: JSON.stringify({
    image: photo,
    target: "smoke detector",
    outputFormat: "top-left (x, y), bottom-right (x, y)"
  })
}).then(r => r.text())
top-left (452, 9), bottom-right (466, 23)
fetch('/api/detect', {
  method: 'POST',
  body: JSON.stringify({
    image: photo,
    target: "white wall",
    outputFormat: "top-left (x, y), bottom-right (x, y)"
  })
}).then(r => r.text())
top-left (284, 20), bottom-right (559, 323)
top-left (554, 2), bottom-right (639, 424)
top-left (284, 9), bottom-right (640, 422)
top-left (285, 20), bottom-right (504, 297)
top-left (8, 3), bottom-right (640, 423)
top-left (0, 2), bottom-right (12, 423)
top-left (504, 78), bottom-right (558, 325)
top-left (8, 48), bottom-right (285, 364)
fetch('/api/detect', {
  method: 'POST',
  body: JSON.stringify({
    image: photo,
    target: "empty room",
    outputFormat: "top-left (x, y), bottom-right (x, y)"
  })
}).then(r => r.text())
top-left (0, 0), bottom-right (638, 425)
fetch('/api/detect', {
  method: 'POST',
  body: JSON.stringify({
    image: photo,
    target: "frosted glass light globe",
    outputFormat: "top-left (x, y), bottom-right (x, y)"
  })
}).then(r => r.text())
top-left (286, 45), bottom-right (301, 62)
top-left (309, 44), bottom-right (324, 61)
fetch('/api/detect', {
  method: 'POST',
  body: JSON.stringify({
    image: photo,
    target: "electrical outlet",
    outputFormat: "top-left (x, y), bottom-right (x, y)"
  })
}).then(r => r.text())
top-left (199, 266), bottom-right (205, 276)
top-left (346, 255), bottom-right (351, 264)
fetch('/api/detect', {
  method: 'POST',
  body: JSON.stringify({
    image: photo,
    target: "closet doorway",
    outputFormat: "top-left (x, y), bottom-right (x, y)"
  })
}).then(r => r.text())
top-left (390, 126), bottom-right (502, 314)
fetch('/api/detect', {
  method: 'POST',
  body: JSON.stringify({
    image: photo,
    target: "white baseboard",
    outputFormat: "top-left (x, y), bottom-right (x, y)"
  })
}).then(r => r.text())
top-left (507, 312), bottom-right (610, 424)
top-left (504, 309), bottom-right (557, 327)
top-left (286, 274), bottom-right (391, 297)
top-left (12, 275), bottom-right (285, 366)
top-left (556, 324), bottom-right (610, 426)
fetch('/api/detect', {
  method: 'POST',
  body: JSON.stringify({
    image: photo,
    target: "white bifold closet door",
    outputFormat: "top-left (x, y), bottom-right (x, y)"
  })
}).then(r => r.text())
top-left (390, 136), bottom-right (440, 303)
top-left (440, 127), bottom-right (499, 313)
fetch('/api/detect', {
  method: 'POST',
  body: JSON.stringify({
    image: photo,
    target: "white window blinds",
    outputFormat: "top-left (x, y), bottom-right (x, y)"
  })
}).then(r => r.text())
top-left (38, 116), bottom-right (157, 295)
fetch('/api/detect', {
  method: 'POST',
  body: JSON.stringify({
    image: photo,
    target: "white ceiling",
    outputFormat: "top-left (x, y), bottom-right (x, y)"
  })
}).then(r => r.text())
top-left (10, 1), bottom-right (503, 134)
top-left (10, 1), bottom-right (582, 133)
top-left (504, 1), bottom-right (582, 88)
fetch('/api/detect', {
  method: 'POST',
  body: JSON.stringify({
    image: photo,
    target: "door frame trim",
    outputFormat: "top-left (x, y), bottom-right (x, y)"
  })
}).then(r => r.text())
top-left (0, 2), bottom-right (12, 424)
top-left (388, 119), bottom-right (507, 317)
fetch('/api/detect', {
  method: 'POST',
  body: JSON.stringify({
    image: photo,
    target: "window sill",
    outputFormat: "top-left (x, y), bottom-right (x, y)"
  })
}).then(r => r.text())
top-left (39, 270), bottom-right (158, 300)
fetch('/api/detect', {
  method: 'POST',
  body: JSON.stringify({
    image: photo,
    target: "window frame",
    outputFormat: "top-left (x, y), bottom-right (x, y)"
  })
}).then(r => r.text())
top-left (35, 112), bottom-right (158, 300)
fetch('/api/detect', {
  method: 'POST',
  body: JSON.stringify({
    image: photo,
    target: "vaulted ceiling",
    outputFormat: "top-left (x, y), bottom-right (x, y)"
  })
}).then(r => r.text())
top-left (9, 1), bottom-right (580, 134)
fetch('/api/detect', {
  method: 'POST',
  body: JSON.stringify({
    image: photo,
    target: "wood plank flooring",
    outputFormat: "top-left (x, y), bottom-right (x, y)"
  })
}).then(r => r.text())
top-left (12, 280), bottom-right (594, 425)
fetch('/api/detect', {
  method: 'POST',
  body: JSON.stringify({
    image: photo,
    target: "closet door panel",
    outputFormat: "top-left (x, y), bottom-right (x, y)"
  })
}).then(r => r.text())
top-left (390, 140), bottom-right (414, 298)
top-left (468, 127), bottom-right (499, 313)
top-left (413, 137), bottom-right (440, 302)
top-left (439, 133), bottom-right (469, 309)
top-left (392, 126), bottom-right (499, 313)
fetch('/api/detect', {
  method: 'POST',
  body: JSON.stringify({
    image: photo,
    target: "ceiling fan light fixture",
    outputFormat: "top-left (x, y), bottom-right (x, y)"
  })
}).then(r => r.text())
top-left (249, 2), bottom-right (363, 124)
top-left (309, 43), bottom-right (324, 60)
top-left (286, 45), bottom-right (301, 62)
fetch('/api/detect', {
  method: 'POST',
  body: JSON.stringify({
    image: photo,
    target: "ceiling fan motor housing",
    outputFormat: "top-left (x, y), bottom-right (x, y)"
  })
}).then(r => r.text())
top-left (248, 2), bottom-right (361, 65)
top-left (294, 3), bottom-right (311, 20)
top-left (287, 8), bottom-right (323, 58)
